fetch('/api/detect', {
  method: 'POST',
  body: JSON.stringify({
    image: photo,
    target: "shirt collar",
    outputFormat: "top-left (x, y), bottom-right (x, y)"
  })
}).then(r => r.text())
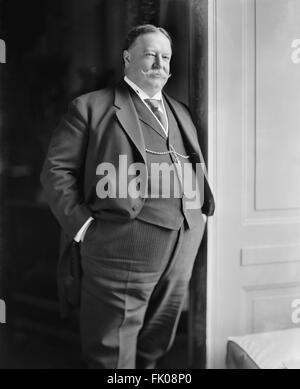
top-left (124, 76), bottom-right (162, 101)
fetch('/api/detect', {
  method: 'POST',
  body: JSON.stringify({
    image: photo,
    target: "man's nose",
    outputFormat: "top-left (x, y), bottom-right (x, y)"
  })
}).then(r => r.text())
top-left (153, 54), bottom-right (163, 68)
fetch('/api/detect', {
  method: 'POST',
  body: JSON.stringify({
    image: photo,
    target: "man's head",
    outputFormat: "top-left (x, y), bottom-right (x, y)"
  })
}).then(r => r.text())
top-left (123, 25), bottom-right (172, 97)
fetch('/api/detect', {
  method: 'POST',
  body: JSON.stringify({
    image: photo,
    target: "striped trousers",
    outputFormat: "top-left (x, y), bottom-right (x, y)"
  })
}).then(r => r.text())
top-left (79, 215), bottom-right (206, 369)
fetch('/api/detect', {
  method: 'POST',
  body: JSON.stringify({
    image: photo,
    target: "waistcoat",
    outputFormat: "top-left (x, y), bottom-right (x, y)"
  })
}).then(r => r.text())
top-left (129, 87), bottom-right (203, 230)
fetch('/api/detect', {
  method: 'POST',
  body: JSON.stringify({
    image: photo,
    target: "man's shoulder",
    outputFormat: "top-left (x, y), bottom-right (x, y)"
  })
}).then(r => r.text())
top-left (163, 93), bottom-right (193, 121)
top-left (72, 86), bottom-right (115, 108)
top-left (66, 85), bottom-right (121, 121)
top-left (164, 92), bottom-right (190, 113)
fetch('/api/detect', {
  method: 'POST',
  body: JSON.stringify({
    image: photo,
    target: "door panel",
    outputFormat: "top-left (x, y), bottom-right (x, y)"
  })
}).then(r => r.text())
top-left (207, 0), bottom-right (300, 368)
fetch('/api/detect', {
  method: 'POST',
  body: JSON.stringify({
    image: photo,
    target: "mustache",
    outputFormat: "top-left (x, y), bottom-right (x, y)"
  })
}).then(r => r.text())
top-left (141, 69), bottom-right (172, 79)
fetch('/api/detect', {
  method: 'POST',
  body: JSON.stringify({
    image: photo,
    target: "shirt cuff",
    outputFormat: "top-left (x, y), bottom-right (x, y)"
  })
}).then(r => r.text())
top-left (74, 217), bottom-right (94, 242)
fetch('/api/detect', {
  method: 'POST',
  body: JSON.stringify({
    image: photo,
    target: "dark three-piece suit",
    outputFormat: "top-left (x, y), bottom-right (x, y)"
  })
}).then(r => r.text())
top-left (40, 80), bottom-right (215, 368)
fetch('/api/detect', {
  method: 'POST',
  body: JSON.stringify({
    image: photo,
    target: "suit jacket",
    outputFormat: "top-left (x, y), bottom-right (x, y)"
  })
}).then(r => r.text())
top-left (40, 80), bottom-right (215, 317)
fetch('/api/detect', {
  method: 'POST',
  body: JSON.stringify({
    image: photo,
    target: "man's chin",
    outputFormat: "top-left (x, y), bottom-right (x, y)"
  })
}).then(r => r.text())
top-left (147, 79), bottom-right (166, 89)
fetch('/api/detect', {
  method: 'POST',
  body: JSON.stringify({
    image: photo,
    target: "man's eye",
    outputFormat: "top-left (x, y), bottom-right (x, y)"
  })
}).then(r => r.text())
top-left (146, 53), bottom-right (155, 57)
top-left (163, 56), bottom-right (170, 60)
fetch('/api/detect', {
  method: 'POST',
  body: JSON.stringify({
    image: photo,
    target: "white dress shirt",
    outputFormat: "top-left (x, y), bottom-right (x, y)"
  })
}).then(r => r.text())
top-left (124, 76), bottom-right (169, 137)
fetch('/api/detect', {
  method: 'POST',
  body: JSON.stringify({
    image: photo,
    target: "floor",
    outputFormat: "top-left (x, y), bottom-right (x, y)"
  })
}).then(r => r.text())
top-left (0, 321), bottom-right (189, 369)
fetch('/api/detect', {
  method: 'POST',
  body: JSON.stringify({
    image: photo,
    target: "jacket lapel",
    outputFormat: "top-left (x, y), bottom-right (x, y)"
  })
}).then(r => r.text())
top-left (131, 92), bottom-right (167, 140)
top-left (163, 92), bottom-right (201, 158)
top-left (114, 81), bottom-right (147, 164)
top-left (163, 92), bottom-right (215, 215)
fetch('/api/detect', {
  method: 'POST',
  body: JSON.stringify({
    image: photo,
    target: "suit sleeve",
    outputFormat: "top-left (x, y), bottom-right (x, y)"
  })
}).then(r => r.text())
top-left (40, 98), bottom-right (93, 238)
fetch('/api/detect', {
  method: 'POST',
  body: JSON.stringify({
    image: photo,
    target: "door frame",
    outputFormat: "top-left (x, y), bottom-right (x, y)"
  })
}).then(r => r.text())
top-left (206, 0), bottom-right (219, 369)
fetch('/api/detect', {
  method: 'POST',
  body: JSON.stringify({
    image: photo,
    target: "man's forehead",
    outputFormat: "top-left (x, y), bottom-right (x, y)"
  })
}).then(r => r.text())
top-left (133, 32), bottom-right (172, 52)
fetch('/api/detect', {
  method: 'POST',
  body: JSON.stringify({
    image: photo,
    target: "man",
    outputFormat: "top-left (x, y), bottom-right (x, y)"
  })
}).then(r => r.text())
top-left (41, 24), bottom-right (215, 369)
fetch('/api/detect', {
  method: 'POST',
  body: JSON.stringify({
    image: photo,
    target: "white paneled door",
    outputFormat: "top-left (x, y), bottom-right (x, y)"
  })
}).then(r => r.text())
top-left (207, 0), bottom-right (300, 368)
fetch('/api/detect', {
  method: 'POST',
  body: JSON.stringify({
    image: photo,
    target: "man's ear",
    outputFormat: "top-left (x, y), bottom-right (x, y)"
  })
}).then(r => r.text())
top-left (123, 50), bottom-right (130, 66)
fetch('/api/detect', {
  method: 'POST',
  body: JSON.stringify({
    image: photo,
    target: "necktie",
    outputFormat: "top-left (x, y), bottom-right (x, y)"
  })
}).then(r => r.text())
top-left (144, 98), bottom-right (168, 132)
